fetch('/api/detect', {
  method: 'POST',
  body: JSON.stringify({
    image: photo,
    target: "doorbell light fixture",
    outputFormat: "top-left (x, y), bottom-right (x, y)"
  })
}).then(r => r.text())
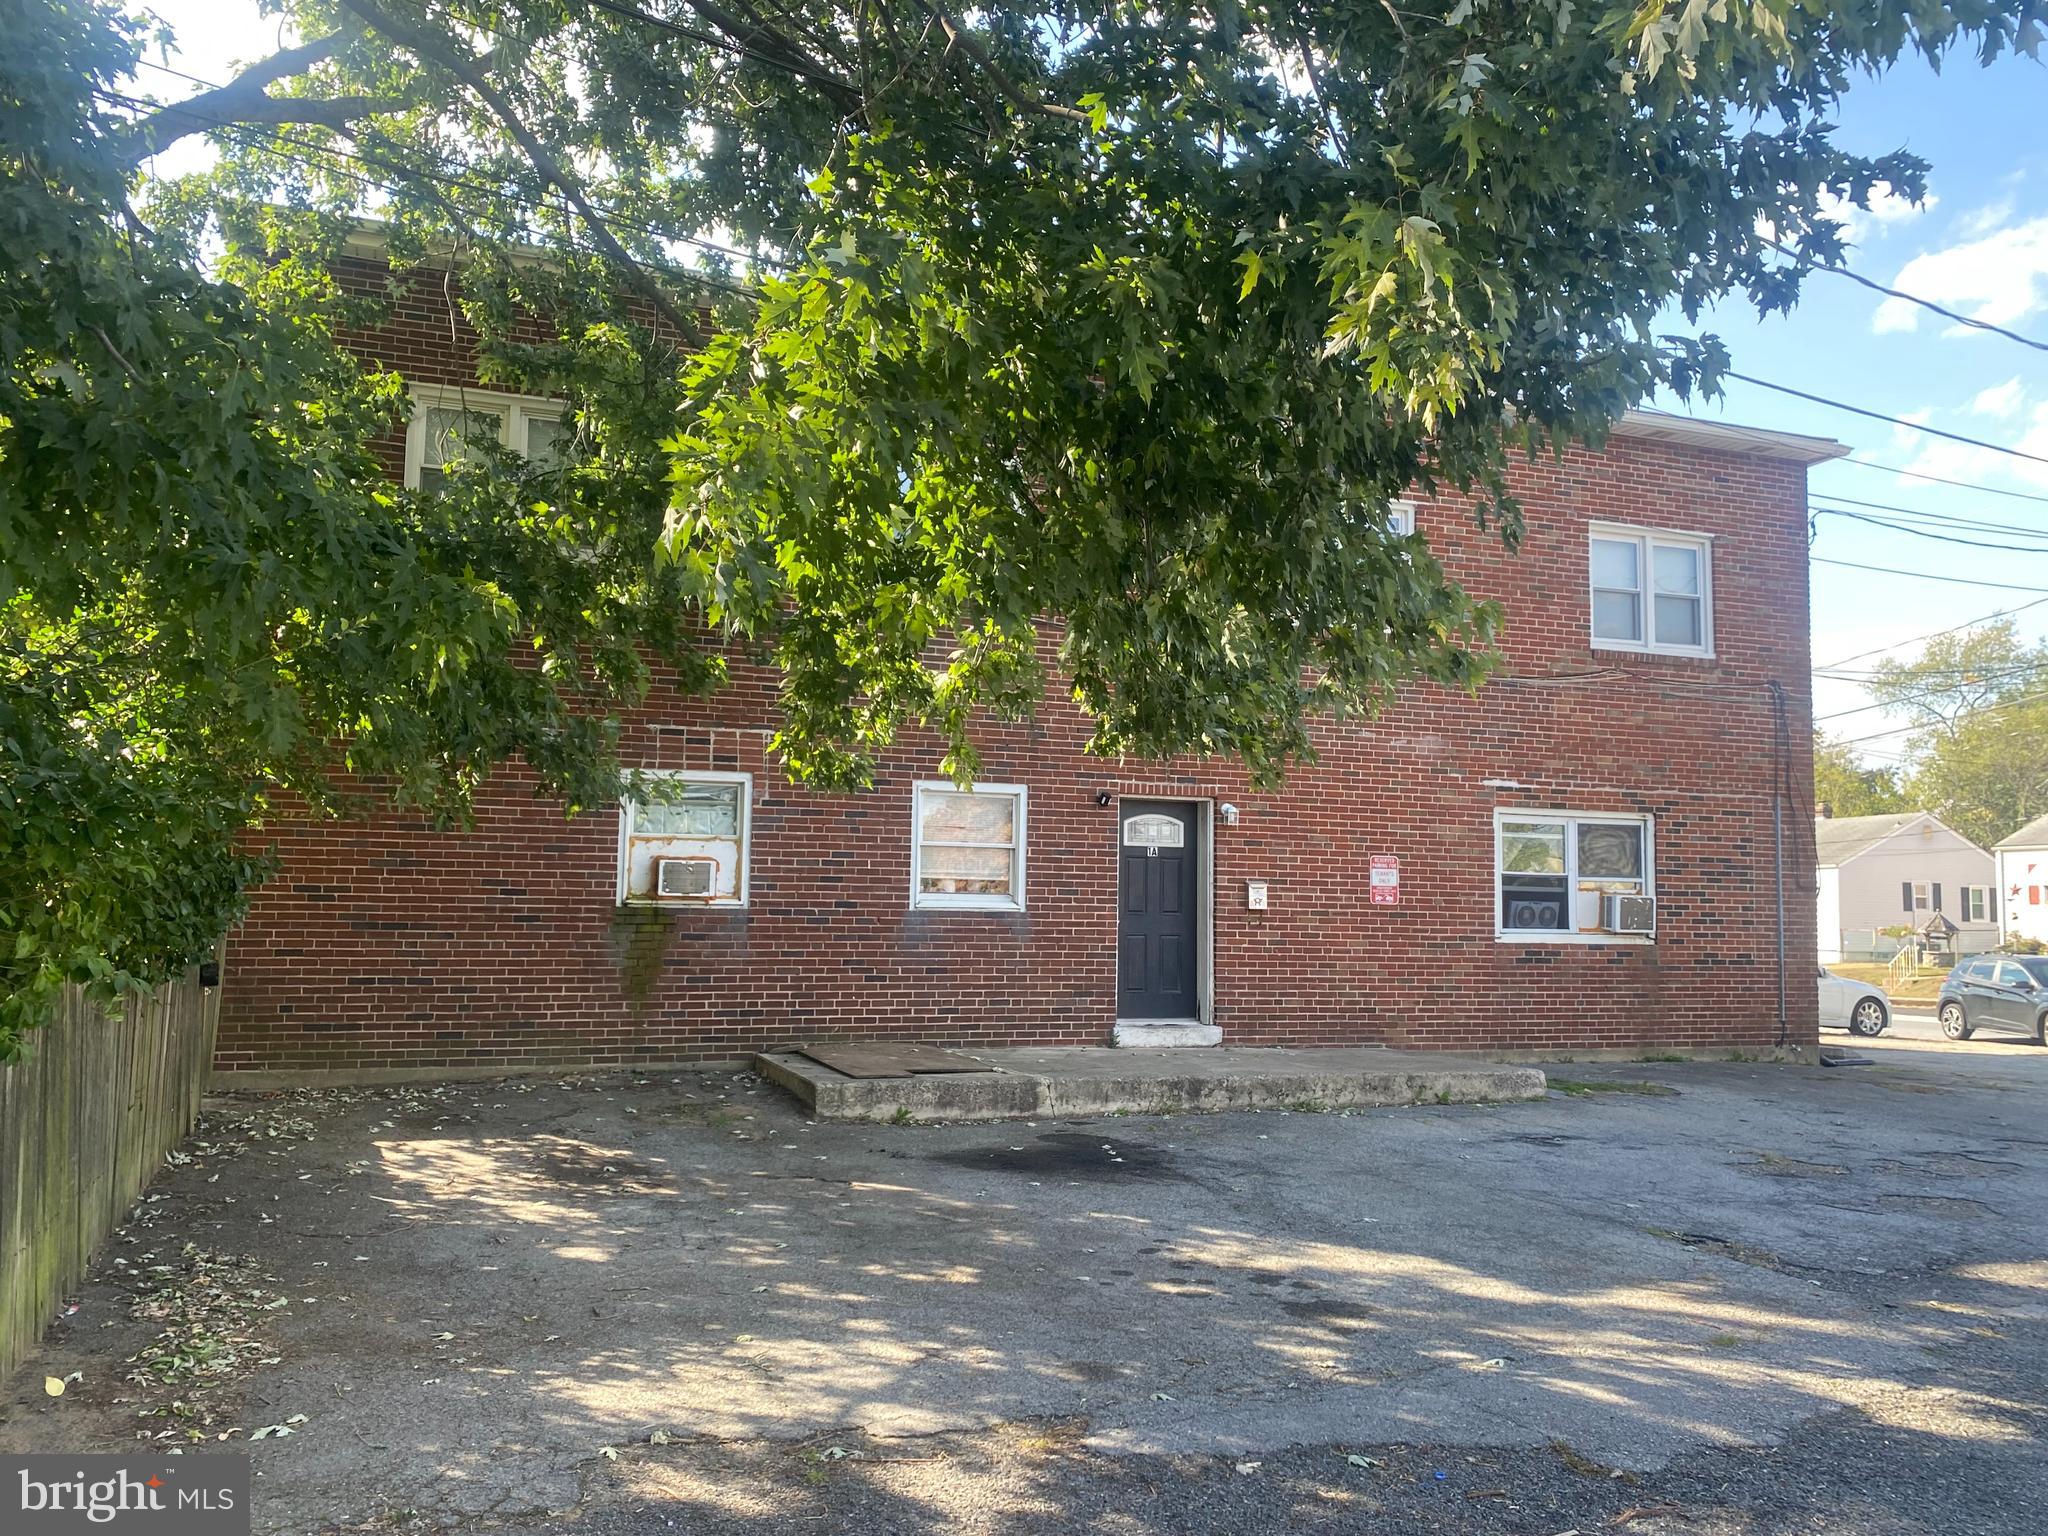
top-left (1218, 803), bottom-right (1240, 826)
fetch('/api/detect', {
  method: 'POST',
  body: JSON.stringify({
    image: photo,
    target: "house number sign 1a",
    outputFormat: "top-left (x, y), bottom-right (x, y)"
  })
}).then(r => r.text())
top-left (1123, 814), bottom-right (1184, 856)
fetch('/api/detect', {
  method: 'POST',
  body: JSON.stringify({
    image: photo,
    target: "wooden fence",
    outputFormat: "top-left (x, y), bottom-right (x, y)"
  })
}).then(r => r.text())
top-left (0, 970), bottom-right (219, 1383)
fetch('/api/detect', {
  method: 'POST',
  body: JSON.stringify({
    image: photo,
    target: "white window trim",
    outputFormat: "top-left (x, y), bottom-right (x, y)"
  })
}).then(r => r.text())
top-left (910, 781), bottom-right (1028, 912)
top-left (1494, 808), bottom-right (1655, 945)
top-left (1386, 499), bottom-right (1417, 537)
top-left (1911, 880), bottom-right (1932, 912)
top-left (616, 769), bottom-right (752, 909)
top-left (1962, 885), bottom-right (1991, 923)
top-left (1588, 523), bottom-right (1714, 659)
top-left (404, 383), bottom-right (565, 489)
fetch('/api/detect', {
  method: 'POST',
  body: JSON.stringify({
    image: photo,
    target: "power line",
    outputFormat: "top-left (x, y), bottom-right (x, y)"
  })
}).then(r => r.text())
top-left (1824, 456), bottom-right (2048, 509)
top-left (1814, 663), bottom-right (2048, 722)
top-left (1813, 596), bottom-right (2048, 670)
top-left (1829, 685), bottom-right (2048, 748)
top-left (1808, 491), bottom-right (2048, 538)
top-left (1812, 506), bottom-right (2048, 553)
top-left (1764, 236), bottom-right (2048, 354)
top-left (1727, 372), bottom-right (2048, 469)
top-left (1812, 557), bottom-right (2048, 593)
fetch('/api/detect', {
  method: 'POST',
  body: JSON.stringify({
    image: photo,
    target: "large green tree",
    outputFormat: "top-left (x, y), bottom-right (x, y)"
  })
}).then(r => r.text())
top-left (1868, 621), bottom-right (2048, 849)
top-left (1813, 731), bottom-right (1908, 819)
top-left (5, 0), bottom-right (2043, 1048)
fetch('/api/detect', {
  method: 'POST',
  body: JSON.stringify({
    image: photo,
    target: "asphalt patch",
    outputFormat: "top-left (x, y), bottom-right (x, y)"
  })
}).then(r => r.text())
top-left (928, 1132), bottom-right (1179, 1181)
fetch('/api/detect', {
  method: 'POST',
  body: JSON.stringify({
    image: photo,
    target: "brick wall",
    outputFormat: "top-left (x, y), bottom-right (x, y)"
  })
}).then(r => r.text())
top-left (216, 273), bottom-right (1820, 1072)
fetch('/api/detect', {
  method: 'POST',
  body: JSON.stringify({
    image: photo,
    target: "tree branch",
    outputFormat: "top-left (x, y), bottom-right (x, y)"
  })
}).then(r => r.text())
top-left (116, 31), bottom-right (350, 164)
top-left (919, 4), bottom-right (1090, 124)
top-left (337, 0), bottom-right (697, 337)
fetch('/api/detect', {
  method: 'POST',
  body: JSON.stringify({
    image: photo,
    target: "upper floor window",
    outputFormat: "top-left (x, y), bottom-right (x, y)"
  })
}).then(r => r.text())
top-left (1589, 525), bottom-right (1712, 657)
top-left (617, 771), bottom-right (751, 907)
top-left (405, 385), bottom-right (565, 491)
top-left (1386, 499), bottom-right (1417, 537)
top-left (912, 782), bottom-right (1026, 911)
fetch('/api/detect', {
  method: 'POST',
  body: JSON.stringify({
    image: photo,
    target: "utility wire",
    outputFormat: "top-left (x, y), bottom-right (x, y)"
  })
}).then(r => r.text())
top-left (1814, 596), bottom-right (2048, 670)
top-left (1728, 372), bottom-right (2048, 469)
top-left (1764, 236), bottom-right (2048, 353)
top-left (1807, 492), bottom-right (2048, 539)
top-left (1829, 685), bottom-right (2048, 748)
top-left (1812, 557), bottom-right (2048, 593)
top-left (1812, 507), bottom-right (2048, 553)
top-left (1814, 664), bottom-right (2048, 722)
top-left (1824, 456), bottom-right (2048, 509)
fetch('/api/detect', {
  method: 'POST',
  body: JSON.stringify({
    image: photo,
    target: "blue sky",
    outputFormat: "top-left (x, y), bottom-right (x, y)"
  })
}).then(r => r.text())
top-left (133, 6), bottom-right (2048, 764)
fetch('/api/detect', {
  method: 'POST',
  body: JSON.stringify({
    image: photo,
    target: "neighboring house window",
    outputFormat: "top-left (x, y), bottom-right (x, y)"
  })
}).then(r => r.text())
top-left (1910, 881), bottom-right (1932, 912)
top-left (406, 386), bottom-right (566, 490)
top-left (617, 771), bottom-right (750, 907)
top-left (1963, 886), bottom-right (1991, 923)
top-left (1589, 526), bottom-right (1712, 656)
top-left (1496, 811), bottom-right (1653, 939)
top-left (912, 782), bottom-right (1026, 910)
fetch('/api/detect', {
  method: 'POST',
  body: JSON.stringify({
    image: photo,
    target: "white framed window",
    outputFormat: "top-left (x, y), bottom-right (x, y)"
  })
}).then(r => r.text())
top-left (616, 770), bottom-right (751, 907)
top-left (1911, 880), bottom-right (1932, 912)
top-left (405, 384), bottom-right (566, 490)
top-left (1386, 499), bottom-right (1417, 537)
top-left (911, 782), bottom-right (1027, 911)
top-left (1495, 809), bottom-right (1654, 942)
top-left (1963, 886), bottom-right (1990, 922)
top-left (1588, 525), bottom-right (1712, 657)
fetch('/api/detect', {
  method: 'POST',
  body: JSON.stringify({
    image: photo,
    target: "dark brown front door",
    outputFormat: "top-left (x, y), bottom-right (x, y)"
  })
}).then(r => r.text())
top-left (1117, 802), bottom-right (1200, 1019)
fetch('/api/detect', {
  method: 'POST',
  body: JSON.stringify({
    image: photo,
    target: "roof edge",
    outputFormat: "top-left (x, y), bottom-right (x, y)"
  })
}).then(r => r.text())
top-left (1614, 409), bottom-right (1849, 466)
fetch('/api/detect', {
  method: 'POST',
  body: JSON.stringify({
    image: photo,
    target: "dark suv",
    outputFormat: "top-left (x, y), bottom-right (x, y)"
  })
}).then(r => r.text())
top-left (1937, 954), bottom-right (2048, 1044)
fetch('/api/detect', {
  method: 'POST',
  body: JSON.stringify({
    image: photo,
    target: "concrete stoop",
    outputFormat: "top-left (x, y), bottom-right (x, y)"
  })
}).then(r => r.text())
top-left (753, 1045), bottom-right (1547, 1123)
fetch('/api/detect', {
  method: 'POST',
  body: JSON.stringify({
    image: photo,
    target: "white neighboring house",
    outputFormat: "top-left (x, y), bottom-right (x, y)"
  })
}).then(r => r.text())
top-left (1814, 811), bottom-right (1998, 963)
top-left (1993, 812), bottom-right (2048, 948)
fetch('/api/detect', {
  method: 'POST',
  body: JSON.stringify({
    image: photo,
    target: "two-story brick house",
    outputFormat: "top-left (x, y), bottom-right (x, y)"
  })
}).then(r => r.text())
top-left (215, 270), bottom-right (1835, 1076)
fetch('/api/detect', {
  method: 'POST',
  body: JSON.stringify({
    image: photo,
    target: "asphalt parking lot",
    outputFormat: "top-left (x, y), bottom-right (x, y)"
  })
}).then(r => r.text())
top-left (3, 1038), bottom-right (2044, 1534)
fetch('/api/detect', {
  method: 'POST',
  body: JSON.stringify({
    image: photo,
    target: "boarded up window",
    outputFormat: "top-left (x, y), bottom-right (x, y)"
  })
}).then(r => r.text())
top-left (914, 784), bottom-right (1026, 909)
top-left (620, 775), bottom-right (749, 906)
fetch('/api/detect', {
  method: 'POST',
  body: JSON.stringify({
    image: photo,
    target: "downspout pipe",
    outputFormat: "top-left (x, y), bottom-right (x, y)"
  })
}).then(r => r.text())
top-left (1768, 680), bottom-right (1789, 1050)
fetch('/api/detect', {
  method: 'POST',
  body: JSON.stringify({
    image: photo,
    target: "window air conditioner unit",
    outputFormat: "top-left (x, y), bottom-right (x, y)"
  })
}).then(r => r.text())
top-left (1605, 894), bottom-right (1656, 935)
top-left (656, 857), bottom-right (714, 898)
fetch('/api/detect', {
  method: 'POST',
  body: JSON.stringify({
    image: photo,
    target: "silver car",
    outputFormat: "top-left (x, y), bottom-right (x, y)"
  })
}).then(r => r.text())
top-left (1817, 966), bottom-right (1890, 1037)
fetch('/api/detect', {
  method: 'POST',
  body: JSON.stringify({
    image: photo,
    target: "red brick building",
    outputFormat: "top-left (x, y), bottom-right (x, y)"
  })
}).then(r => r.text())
top-left (216, 275), bottom-right (1837, 1074)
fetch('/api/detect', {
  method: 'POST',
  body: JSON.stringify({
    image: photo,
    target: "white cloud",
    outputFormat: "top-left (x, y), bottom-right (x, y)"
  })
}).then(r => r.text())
top-left (1971, 378), bottom-right (2026, 419)
top-left (1871, 215), bottom-right (2048, 335)
top-left (1896, 398), bottom-right (2048, 494)
top-left (1817, 182), bottom-right (1936, 245)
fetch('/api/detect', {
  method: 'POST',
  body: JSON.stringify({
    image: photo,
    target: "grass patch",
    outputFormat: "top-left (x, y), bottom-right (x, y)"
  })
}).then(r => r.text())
top-left (1549, 1078), bottom-right (1678, 1098)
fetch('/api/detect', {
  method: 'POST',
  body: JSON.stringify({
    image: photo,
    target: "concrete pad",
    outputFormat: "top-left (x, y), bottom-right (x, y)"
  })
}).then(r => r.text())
top-left (754, 1044), bottom-right (1547, 1121)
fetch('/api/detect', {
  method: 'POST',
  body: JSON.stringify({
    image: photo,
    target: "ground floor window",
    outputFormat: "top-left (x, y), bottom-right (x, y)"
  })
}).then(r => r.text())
top-left (913, 782), bottom-right (1026, 910)
top-left (617, 771), bottom-right (751, 906)
top-left (1496, 810), bottom-right (1653, 939)
top-left (1962, 885), bottom-right (1992, 922)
